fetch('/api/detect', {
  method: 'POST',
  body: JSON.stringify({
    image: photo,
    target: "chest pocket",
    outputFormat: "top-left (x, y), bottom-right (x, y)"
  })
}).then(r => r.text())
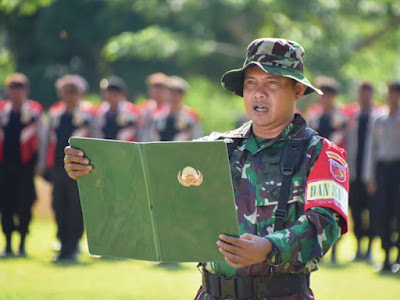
top-left (255, 146), bottom-right (284, 206)
top-left (258, 178), bottom-right (284, 206)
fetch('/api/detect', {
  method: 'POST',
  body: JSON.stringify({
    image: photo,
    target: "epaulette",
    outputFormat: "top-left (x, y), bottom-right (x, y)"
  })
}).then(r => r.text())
top-left (182, 105), bottom-right (201, 121)
top-left (79, 100), bottom-right (97, 115)
top-left (124, 102), bottom-right (141, 115)
top-left (197, 121), bottom-right (252, 141)
top-left (0, 100), bottom-right (8, 110)
top-left (49, 101), bottom-right (66, 115)
top-left (26, 100), bottom-right (43, 114)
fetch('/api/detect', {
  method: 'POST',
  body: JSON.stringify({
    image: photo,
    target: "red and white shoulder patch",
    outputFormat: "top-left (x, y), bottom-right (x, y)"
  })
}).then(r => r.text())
top-left (305, 139), bottom-right (349, 234)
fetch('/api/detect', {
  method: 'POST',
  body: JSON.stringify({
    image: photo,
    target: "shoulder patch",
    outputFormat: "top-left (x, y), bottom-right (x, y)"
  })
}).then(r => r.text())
top-left (305, 139), bottom-right (349, 234)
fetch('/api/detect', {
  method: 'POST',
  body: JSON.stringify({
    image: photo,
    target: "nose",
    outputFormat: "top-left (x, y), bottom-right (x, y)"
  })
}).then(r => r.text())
top-left (253, 85), bottom-right (267, 100)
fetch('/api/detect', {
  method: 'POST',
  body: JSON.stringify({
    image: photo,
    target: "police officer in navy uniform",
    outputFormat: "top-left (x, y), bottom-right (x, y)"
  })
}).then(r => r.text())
top-left (0, 73), bottom-right (43, 257)
top-left (365, 81), bottom-right (400, 273)
top-left (345, 82), bottom-right (383, 262)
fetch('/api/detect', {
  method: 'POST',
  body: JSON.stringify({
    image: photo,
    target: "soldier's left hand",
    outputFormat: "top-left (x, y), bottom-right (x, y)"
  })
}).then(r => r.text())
top-left (217, 233), bottom-right (273, 269)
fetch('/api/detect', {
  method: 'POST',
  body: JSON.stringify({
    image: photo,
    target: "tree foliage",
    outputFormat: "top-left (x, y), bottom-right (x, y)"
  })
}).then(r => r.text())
top-left (1, 0), bottom-right (400, 108)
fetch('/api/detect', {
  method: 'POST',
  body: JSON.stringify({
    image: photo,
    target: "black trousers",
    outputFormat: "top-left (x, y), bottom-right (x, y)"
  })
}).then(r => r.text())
top-left (0, 163), bottom-right (36, 235)
top-left (349, 180), bottom-right (376, 240)
top-left (375, 161), bottom-right (400, 251)
top-left (51, 167), bottom-right (84, 253)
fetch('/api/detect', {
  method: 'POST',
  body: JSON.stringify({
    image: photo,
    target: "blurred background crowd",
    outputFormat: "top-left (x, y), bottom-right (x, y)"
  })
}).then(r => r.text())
top-left (0, 0), bottom-right (400, 279)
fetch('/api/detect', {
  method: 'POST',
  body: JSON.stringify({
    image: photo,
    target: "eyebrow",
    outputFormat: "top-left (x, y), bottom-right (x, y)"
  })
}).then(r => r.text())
top-left (244, 74), bottom-right (280, 80)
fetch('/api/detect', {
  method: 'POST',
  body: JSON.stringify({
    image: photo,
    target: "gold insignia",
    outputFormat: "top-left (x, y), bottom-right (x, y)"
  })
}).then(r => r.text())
top-left (177, 166), bottom-right (203, 187)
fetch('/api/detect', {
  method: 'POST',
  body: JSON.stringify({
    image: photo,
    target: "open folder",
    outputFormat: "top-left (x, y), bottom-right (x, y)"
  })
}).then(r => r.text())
top-left (69, 137), bottom-right (239, 262)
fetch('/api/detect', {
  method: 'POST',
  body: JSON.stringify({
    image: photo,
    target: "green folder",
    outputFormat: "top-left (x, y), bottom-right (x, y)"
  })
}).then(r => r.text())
top-left (69, 137), bottom-right (239, 262)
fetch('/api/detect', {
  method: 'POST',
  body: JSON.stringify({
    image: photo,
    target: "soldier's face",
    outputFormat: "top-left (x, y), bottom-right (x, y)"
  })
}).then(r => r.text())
top-left (243, 66), bottom-right (305, 137)
top-left (59, 86), bottom-right (80, 107)
top-left (149, 84), bottom-right (168, 103)
top-left (387, 88), bottom-right (400, 108)
top-left (7, 83), bottom-right (28, 104)
top-left (358, 88), bottom-right (373, 109)
top-left (105, 90), bottom-right (125, 106)
top-left (319, 90), bottom-right (336, 110)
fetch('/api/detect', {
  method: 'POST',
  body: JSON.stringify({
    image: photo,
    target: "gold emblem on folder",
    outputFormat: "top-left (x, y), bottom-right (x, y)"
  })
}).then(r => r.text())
top-left (177, 166), bottom-right (203, 187)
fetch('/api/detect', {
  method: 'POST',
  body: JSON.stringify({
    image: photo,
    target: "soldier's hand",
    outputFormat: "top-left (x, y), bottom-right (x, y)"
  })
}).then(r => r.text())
top-left (64, 146), bottom-right (92, 180)
top-left (217, 233), bottom-right (273, 269)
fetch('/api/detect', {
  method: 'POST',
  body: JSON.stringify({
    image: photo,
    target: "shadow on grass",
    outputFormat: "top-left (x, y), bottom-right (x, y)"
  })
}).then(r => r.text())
top-left (90, 255), bottom-right (129, 263)
top-left (0, 254), bottom-right (23, 261)
top-left (319, 260), bottom-right (353, 270)
top-left (151, 262), bottom-right (185, 271)
top-left (49, 260), bottom-right (92, 268)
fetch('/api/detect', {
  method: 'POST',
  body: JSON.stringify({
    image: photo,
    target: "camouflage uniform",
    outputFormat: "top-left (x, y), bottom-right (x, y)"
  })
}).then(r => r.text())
top-left (195, 114), bottom-right (348, 300)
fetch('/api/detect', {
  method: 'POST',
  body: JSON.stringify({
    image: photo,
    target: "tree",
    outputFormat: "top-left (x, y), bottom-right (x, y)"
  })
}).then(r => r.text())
top-left (1, 0), bottom-right (400, 107)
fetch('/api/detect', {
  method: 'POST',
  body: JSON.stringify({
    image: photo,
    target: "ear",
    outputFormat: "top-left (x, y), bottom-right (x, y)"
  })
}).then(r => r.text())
top-left (294, 82), bottom-right (307, 101)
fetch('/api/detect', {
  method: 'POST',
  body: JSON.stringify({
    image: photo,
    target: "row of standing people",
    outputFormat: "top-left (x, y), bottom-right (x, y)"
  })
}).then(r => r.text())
top-left (307, 77), bottom-right (400, 272)
top-left (0, 72), bottom-right (202, 261)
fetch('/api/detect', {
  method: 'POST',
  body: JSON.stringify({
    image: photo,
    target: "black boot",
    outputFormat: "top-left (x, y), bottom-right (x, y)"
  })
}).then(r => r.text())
top-left (53, 242), bottom-right (78, 262)
top-left (390, 248), bottom-right (400, 273)
top-left (331, 244), bottom-right (337, 264)
top-left (364, 238), bottom-right (373, 263)
top-left (381, 251), bottom-right (391, 272)
top-left (1, 233), bottom-right (14, 257)
top-left (18, 233), bottom-right (26, 257)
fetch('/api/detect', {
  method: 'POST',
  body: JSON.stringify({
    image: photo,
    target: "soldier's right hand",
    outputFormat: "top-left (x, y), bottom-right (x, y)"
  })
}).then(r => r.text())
top-left (64, 146), bottom-right (93, 180)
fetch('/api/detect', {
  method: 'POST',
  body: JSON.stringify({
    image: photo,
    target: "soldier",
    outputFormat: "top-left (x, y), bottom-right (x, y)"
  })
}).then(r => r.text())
top-left (64, 38), bottom-right (349, 299)
top-left (93, 76), bottom-right (142, 141)
top-left (139, 72), bottom-right (170, 141)
top-left (41, 74), bottom-right (96, 262)
top-left (0, 73), bottom-right (43, 257)
top-left (364, 81), bottom-right (400, 273)
top-left (345, 82), bottom-right (382, 262)
top-left (148, 76), bottom-right (202, 141)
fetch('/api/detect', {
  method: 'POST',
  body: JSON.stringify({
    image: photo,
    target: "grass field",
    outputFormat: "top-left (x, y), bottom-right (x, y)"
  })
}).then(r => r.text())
top-left (1, 178), bottom-right (400, 299)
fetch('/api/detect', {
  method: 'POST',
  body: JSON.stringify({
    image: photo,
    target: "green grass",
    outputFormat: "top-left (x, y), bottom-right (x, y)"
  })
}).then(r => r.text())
top-left (1, 218), bottom-right (400, 299)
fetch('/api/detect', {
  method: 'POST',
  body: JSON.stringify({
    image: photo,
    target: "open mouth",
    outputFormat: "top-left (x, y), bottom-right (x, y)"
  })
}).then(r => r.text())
top-left (253, 105), bottom-right (269, 112)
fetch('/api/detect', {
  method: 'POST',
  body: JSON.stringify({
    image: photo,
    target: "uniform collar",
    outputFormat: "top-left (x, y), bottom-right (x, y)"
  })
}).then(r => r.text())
top-left (221, 113), bottom-right (308, 140)
top-left (243, 114), bottom-right (308, 154)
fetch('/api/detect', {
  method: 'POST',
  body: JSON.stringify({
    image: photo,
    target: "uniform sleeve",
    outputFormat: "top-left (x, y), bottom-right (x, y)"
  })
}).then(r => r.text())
top-left (362, 118), bottom-right (378, 183)
top-left (264, 206), bottom-right (340, 273)
top-left (37, 112), bottom-right (50, 173)
top-left (265, 138), bottom-right (348, 273)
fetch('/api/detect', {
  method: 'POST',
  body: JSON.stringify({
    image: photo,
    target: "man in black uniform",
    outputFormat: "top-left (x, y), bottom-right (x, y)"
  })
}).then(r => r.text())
top-left (93, 76), bottom-right (141, 141)
top-left (0, 73), bottom-right (43, 257)
top-left (41, 75), bottom-right (95, 262)
top-left (307, 77), bottom-right (347, 263)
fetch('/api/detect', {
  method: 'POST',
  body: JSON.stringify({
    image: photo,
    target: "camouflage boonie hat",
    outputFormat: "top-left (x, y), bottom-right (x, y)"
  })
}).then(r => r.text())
top-left (221, 38), bottom-right (322, 97)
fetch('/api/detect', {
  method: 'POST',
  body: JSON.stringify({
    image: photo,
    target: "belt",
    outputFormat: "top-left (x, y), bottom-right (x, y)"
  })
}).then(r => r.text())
top-left (202, 269), bottom-right (309, 299)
